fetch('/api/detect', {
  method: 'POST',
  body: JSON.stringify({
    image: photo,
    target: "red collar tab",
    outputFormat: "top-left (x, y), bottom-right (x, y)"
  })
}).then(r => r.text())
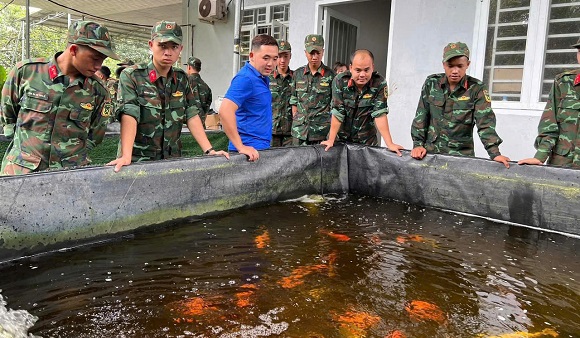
top-left (149, 70), bottom-right (158, 83)
top-left (347, 78), bottom-right (355, 88)
top-left (574, 74), bottom-right (580, 86)
top-left (49, 65), bottom-right (58, 81)
top-left (463, 78), bottom-right (468, 90)
top-left (305, 66), bottom-right (324, 76)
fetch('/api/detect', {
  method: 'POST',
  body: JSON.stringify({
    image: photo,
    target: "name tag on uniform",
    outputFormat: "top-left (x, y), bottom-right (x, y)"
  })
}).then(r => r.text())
top-left (27, 91), bottom-right (49, 100)
top-left (143, 90), bottom-right (157, 96)
top-left (172, 91), bottom-right (183, 97)
top-left (363, 94), bottom-right (372, 99)
top-left (458, 96), bottom-right (470, 101)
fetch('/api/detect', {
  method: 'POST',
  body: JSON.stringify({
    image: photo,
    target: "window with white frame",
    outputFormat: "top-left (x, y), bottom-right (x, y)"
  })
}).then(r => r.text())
top-left (483, 0), bottom-right (580, 105)
top-left (239, 3), bottom-right (290, 69)
top-left (540, 0), bottom-right (580, 100)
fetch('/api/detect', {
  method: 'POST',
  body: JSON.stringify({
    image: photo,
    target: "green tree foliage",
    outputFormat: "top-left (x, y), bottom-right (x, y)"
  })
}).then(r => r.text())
top-left (0, 64), bottom-right (6, 88)
top-left (0, 3), bottom-right (150, 77)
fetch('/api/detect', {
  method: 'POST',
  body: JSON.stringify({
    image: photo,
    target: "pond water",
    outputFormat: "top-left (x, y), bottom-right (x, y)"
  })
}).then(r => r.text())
top-left (0, 194), bottom-right (578, 338)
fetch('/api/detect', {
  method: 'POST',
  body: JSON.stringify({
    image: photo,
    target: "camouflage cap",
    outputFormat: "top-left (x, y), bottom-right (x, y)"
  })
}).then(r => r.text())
top-left (117, 59), bottom-right (135, 66)
top-left (151, 21), bottom-right (182, 45)
top-left (185, 56), bottom-right (202, 67)
top-left (572, 36), bottom-right (580, 49)
top-left (304, 34), bottom-right (324, 53)
top-left (442, 42), bottom-right (470, 62)
top-left (67, 21), bottom-right (120, 60)
top-left (277, 39), bottom-right (291, 52)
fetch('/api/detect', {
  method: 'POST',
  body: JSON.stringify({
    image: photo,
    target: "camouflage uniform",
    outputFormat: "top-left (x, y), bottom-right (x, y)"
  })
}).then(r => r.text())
top-left (533, 69), bottom-right (580, 167)
top-left (117, 60), bottom-right (201, 162)
top-left (331, 71), bottom-right (389, 146)
top-left (105, 77), bottom-right (119, 122)
top-left (290, 64), bottom-right (335, 143)
top-left (187, 73), bottom-right (212, 125)
top-left (269, 69), bottom-right (294, 146)
top-left (411, 74), bottom-right (503, 159)
top-left (290, 34), bottom-right (335, 145)
top-left (0, 21), bottom-right (118, 176)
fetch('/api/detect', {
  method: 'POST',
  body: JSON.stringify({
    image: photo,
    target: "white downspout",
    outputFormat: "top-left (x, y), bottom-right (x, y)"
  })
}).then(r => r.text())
top-left (232, 0), bottom-right (241, 77)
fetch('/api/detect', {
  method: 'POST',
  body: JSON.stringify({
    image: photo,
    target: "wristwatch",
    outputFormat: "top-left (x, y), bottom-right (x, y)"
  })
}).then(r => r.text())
top-left (204, 147), bottom-right (214, 155)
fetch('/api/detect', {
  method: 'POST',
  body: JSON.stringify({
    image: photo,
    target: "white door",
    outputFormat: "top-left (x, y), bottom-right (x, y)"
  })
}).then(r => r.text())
top-left (322, 7), bottom-right (361, 66)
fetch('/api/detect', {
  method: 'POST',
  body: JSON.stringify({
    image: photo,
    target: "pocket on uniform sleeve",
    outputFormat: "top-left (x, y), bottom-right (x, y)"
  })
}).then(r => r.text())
top-left (3, 147), bottom-right (41, 174)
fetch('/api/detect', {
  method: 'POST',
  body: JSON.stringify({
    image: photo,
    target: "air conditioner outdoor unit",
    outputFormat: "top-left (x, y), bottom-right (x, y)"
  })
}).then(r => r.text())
top-left (198, 0), bottom-right (226, 22)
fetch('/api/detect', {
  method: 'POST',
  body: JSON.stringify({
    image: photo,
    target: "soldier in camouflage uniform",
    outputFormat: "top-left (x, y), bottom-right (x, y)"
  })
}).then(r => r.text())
top-left (96, 65), bottom-right (118, 123)
top-left (410, 42), bottom-right (511, 168)
top-left (518, 38), bottom-right (580, 168)
top-left (269, 39), bottom-right (293, 147)
top-left (113, 59), bottom-right (135, 101)
top-left (290, 34), bottom-right (335, 145)
top-left (0, 21), bottom-right (119, 176)
top-left (321, 49), bottom-right (403, 155)
top-left (106, 21), bottom-right (228, 172)
top-left (185, 56), bottom-right (212, 128)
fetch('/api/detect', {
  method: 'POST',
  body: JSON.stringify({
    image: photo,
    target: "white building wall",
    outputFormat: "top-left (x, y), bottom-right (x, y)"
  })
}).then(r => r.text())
top-left (386, 0), bottom-right (479, 154)
top-left (181, 0), bottom-right (236, 101)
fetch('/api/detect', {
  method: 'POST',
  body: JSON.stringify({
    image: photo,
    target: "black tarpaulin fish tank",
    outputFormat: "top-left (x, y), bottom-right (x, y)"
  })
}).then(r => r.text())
top-left (0, 144), bottom-right (578, 337)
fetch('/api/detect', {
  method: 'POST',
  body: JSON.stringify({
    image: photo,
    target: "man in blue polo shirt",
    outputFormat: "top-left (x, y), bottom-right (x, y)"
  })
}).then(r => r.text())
top-left (220, 34), bottom-right (279, 161)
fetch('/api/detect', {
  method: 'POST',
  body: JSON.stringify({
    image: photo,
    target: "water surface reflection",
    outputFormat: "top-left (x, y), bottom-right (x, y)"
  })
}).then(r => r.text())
top-left (0, 195), bottom-right (578, 337)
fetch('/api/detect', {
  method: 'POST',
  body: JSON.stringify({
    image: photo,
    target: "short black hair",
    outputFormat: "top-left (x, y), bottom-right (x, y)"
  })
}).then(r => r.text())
top-left (99, 65), bottom-right (111, 78)
top-left (349, 49), bottom-right (374, 64)
top-left (115, 66), bottom-right (126, 78)
top-left (251, 34), bottom-right (278, 52)
top-left (333, 61), bottom-right (346, 72)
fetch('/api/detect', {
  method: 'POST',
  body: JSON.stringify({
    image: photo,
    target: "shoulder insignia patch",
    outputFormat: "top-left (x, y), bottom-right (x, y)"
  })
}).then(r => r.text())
top-left (483, 90), bottom-right (491, 102)
top-left (80, 102), bottom-right (94, 110)
top-left (109, 87), bottom-right (116, 95)
top-left (102, 103), bottom-right (113, 117)
top-left (384, 87), bottom-right (389, 99)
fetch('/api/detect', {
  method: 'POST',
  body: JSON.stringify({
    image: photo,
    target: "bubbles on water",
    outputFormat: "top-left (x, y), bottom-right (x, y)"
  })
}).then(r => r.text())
top-left (0, 291), bottom-right (39, 338)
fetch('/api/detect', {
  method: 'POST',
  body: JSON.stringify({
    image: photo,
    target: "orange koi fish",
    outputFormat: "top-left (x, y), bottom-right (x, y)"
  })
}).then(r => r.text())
top-left (172, 296), bottom-right (219, 316)
top-left (235, 283), bottom-right (258, 308)
top-left (255, 230), bottom-right (270, 249)
top-left (405, 300), bottom-right (446, 324)
top-left (481, 328), bottom-right (559, 338)
top-left (385, 330), bottom-right (407, 338)
top-left (279, 264), bottom-right (328, 288)
top-left (320, 229), bottom-right (351, 242)
top-left (333, 309), bottom-right (381, 337)
top-left (396, 234), bottom-right (438, 247)
top-left (326, 251), bottom-right (338, 277)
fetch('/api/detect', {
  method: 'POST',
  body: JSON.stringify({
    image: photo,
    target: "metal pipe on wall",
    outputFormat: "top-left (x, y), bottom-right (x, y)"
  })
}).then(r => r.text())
top-left (232, 0), bottom-right (241, 77)
top-left (25, 0), bottom-right (30, 59)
